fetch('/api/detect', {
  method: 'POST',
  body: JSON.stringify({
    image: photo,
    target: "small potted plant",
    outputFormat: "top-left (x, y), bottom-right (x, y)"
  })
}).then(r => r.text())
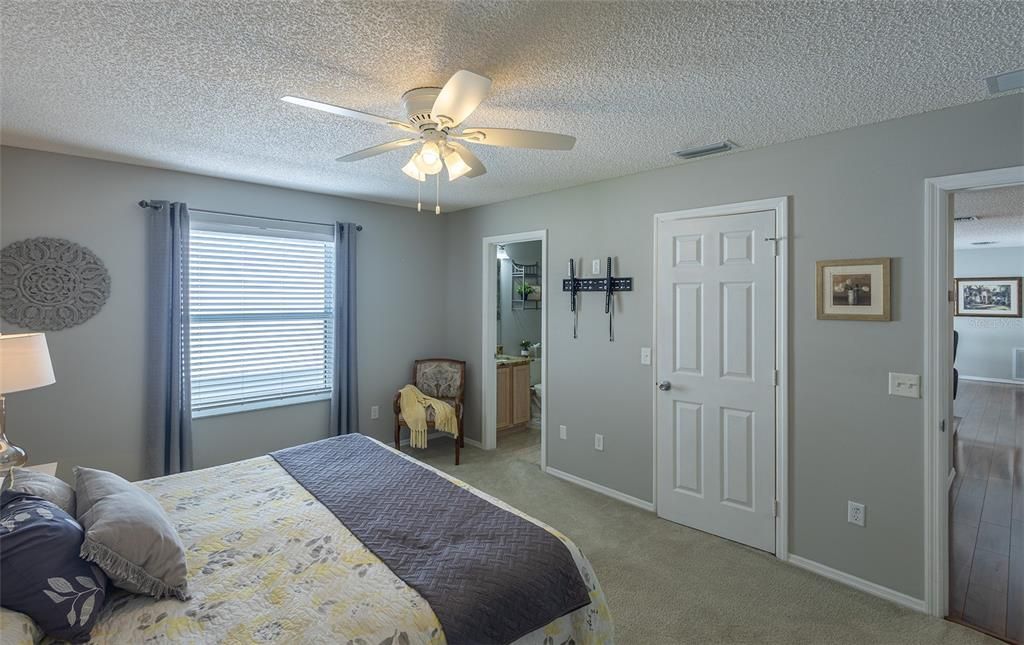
top-left (516, 282), bottom-right (534, 301)
top-left (520, 340), bottom-right (532, 356)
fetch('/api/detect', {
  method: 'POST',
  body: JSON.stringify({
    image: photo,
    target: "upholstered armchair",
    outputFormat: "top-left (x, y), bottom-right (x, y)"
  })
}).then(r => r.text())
top-left (394, 359), bottom-right (466, 464)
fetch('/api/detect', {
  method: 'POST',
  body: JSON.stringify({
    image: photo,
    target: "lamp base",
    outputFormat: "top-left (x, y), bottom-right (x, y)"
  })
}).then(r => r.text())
top-left (0, 437), bottom-right (27, 476)
top-left (0, 394), bottom-right (28, 477)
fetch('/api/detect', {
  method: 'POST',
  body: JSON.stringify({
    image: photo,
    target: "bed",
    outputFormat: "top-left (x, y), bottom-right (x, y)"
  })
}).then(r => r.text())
top-left (3, 434), bottom-right (612, 644)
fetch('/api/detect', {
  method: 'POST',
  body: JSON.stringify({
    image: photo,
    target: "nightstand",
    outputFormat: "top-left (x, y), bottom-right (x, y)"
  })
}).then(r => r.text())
top-left (1, 461), bottom-right (58, 488)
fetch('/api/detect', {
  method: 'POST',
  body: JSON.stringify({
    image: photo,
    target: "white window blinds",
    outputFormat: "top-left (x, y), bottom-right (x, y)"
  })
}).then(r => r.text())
top-left (188, 213), bottom-right (335, 414)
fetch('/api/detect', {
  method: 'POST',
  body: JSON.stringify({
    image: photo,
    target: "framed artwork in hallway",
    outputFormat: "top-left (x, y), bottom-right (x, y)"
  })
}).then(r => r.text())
top-left (954, 277), bottom-right (1022, 317)
top-left (816, 257), bottom-right (892, 321)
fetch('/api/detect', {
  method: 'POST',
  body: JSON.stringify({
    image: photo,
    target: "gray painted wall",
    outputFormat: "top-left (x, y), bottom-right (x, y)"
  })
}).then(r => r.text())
top-left (442, 94), bottom-right (1024, 599)
top-left (954, 246), bottom-right (1024, 382)
top-left (0, 146), bottom-right (448, 481)
top-left (498, 241), bottom-right (543, 354)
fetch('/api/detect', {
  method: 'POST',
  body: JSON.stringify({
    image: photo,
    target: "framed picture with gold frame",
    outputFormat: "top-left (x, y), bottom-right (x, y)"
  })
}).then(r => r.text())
top-left (816, 257), bottom-right (891, 321)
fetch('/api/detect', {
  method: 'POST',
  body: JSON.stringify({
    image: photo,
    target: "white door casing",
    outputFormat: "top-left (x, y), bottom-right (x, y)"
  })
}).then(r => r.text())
top-left (922, 166), bottom-right (1024, 617)
top-left (655, 208), bottom-right (777, 552)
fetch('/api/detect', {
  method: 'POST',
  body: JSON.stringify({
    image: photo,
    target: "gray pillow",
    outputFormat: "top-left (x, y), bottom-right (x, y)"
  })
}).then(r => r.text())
top-left (8, 467), bottom-right (76, 516)
top-left (73, 467), bottom-right (189, 600)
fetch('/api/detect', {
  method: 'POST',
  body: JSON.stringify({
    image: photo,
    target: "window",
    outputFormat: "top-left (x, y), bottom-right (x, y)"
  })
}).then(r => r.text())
top-left (188, 213), bottom-right (335, 416)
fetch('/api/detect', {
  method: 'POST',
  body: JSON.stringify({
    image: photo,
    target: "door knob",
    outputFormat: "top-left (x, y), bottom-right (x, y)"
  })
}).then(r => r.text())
top-left (658, 381), bottom-right (671, 391)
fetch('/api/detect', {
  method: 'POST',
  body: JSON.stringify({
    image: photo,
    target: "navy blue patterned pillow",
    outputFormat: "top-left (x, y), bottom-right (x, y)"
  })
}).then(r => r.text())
top-left (0, 490), bottom-right (107, 643)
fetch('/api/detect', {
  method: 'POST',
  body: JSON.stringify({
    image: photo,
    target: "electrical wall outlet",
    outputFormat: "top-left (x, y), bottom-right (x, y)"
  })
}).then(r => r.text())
top-left (847, 501), bottom-right (866, 527)
top-left (592, 258), bottom-right (601, 275)
top-left (559, 424), bottom-right (567, 440)
top-left (888, 372), bottom-right (920, 398)
top-left (640, 347), bottom-right (651, 365)
top-left (370, 405), bottom-right (379, 420)
top-left (594, 434), bottom-right (604, 451)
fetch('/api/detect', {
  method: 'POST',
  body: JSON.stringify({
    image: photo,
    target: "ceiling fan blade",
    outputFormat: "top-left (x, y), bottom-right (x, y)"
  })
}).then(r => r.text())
top-left (446, 141), bottom-right (487, 178)
top-left (431, 70), bottom-right (492, 128)
top-left (281, 96), bottom-right (415, 133)
top-left (455, 127), bottom-right (575, 150)
top-left (336, 138), bottom-right (419, 162)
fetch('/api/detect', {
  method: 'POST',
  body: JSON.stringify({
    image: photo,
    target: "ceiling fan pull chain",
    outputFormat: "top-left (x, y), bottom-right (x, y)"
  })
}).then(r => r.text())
top-left (417, 180), bottom-right (422, 213)
top-left (435, 173), bottom-right (441, 215)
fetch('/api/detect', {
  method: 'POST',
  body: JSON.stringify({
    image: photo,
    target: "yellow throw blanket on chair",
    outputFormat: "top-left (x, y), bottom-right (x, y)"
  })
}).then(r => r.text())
top-left (398, 384), bottom-right (459, 449)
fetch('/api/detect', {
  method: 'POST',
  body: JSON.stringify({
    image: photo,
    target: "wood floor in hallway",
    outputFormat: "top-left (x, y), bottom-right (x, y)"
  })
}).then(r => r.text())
top-left (949, 380), bottom-right (1024, 643)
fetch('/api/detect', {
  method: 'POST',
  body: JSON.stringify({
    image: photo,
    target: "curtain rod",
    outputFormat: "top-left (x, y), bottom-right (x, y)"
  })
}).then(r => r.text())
top-left (137, 200), bottom-right (362, 231)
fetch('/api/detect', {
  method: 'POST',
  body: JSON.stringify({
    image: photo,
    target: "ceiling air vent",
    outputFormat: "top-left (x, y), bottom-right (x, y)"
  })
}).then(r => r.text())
top-left (673, 141), bottom-right (736, 160)
top-left (986, 68), bottom-right (1024, 94)
top-left (953, 216), bottom-right (980, 222)
top-left (971, 241), bottom-right (997, 245)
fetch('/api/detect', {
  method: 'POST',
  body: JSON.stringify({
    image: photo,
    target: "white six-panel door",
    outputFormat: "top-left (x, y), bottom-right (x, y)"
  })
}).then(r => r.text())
top-left (656, 209), bottom-right (776, 552)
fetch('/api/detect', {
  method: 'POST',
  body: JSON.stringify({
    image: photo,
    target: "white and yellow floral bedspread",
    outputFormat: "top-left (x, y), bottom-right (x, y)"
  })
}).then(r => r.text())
top-left (38, 438), bottom-right (612, 644)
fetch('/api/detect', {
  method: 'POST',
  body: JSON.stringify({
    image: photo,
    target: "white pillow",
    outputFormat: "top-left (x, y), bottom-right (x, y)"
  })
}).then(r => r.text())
top-left (7, 468), bottom-right (75, 516)
top-left (0, 607), bottom-right (43, 645)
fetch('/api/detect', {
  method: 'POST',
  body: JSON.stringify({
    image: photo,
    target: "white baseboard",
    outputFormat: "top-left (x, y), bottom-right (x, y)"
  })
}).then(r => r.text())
top-left (544, 466), bottom-right (655, 512)
top-left (960, 375), bottom-right (1024, 386)
top-left (947, 467), bottom-right (957, 490)
top-left (786, 554), bottom-right (926, 613)
top-left (463, 437), bottom-right (483, 449)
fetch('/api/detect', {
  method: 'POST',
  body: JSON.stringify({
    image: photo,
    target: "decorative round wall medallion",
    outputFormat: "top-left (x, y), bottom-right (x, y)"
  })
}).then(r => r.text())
top-left (0, 237), bottom-right (111, 331)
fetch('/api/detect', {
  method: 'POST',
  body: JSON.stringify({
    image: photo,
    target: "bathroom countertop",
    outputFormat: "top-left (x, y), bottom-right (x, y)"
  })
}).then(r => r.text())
top-left (495, 355), bottom-right (532, 367)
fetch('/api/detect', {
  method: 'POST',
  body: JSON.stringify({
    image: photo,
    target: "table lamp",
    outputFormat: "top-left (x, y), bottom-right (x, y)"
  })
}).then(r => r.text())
top-left (0, 333), bottom-right (55, 474)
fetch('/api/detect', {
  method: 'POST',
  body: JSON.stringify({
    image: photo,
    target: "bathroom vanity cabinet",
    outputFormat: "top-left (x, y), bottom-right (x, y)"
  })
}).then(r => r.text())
top-left (496, 360), bottom-right (532, 430)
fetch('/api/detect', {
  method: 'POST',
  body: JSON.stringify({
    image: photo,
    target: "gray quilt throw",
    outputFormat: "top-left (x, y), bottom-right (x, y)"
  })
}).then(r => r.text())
top-left (271, 434), bottom-right (591, 645)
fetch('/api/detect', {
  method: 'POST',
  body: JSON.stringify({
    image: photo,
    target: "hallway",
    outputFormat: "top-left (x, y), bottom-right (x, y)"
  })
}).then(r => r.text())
top-left (949, 380), bottom-right (1024, 642)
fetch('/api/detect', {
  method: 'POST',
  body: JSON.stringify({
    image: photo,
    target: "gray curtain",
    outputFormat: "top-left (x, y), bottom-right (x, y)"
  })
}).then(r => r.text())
top-left (145, 201), bottom-right (193, 476)
top-left (330, 222), bottom-right (358, 435)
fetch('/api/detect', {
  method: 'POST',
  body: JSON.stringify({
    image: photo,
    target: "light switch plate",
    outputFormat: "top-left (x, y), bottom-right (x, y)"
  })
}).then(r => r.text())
top-left (370, 405), bottom-right (380, 420)
top-left (594, 434), bottom-right (604, 451)
top-left (640, 347), bottom-right (652, 365)
top-left (559, 425), bottom-right (567, 440)
top-left (592, 259), bottom-right (601, 275)
top-left (888, 372), bottom-right (920, 398)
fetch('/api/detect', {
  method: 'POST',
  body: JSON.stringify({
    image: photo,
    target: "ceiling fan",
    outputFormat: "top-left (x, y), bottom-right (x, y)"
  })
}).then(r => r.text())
top-left (281, 70), bottom-right (575, 212)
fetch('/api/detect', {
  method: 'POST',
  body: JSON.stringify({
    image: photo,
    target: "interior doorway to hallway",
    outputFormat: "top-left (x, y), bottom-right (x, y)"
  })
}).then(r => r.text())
top-left (481, 230), bottom-right (548, 469)
top-left (946, 182), bottom-right (1024, 643)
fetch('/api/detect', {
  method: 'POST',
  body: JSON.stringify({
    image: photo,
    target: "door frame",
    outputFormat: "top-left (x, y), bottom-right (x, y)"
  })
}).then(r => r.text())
top-left (652, 196), bottom-right (790, 559)
top-left (922, 165), bottom-right (1024, 617)
top-left (480, 230), bottom-right (548, 469)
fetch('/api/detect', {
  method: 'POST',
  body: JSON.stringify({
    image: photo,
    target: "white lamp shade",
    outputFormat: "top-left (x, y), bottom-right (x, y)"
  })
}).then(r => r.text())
top-left (443, 148), bottom-right (472, 181)
top-left (412, 150), bottom-right (443, 175)
top-left (0, 333), bottom-right (56, 394)
top-left (402, 154), bottom-right (427, 182)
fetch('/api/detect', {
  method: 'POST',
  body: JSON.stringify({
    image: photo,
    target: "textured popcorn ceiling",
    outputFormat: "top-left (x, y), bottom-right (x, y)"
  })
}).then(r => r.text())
top-left (1, 1), bottom-right (1022, 212)
top-left (953, 185), bottom-right (1024, 249)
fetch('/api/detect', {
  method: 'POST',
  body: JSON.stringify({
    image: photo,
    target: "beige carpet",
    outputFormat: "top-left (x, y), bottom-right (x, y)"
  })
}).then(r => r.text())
top-left (405, 427), bottom-right (995, 644)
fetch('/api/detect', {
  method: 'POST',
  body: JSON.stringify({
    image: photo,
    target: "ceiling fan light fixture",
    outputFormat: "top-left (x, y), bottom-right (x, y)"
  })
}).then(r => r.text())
top-left (420, 141), bottom-right (441, 165)
top-left (413, 149), bottom-right (443, 175)
top-left (402, 155), bottom-right (427, 181)
top-left (444, 148), bottom-right (473, 181)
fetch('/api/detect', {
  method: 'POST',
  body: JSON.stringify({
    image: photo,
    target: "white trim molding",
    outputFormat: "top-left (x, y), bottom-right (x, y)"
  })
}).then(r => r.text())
top-left (652, 196), bottom-right (790, 560)
top-left (787, 555), bottom-right (927, 613)
top-left (545, 467), bottom-right (656, 511)
top-left (480, 230), bottom-right (548, 470)
top-left (959, 375), bottom-right (1024, 386)
top-left (922, 165), bottom-right (1024, 618)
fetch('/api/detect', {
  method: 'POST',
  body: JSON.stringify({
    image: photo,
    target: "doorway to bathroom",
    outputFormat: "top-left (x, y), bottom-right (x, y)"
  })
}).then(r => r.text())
top-left (481, 230), bottom-right (547, 469)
